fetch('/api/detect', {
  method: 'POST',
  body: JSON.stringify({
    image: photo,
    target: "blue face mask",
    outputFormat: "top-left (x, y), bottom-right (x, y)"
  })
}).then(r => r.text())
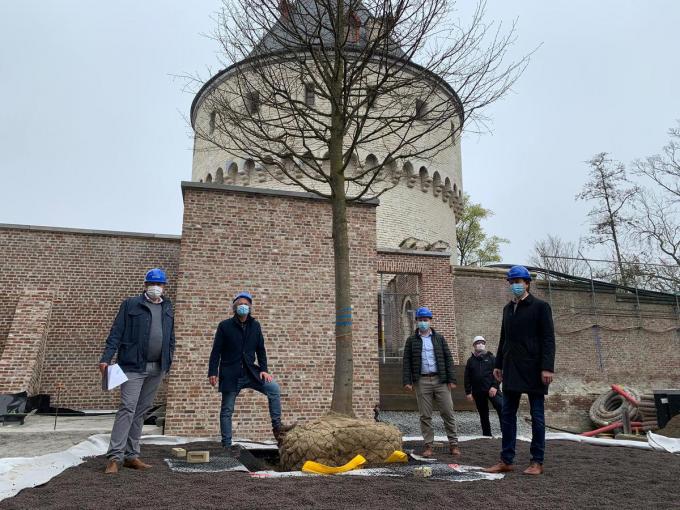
top-left (417, 321), bottom-right (430, 331)
top-left (511, 283), bottom-right (525, 297)
top-left (236, 304), bottom-right (250, 316)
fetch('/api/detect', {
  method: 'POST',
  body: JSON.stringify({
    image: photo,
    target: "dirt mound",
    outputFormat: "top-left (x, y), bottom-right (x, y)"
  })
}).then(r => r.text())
top-left (279, 413), bottom-right (402, 471)
top-left (660, 414), bottom-right (680, 438)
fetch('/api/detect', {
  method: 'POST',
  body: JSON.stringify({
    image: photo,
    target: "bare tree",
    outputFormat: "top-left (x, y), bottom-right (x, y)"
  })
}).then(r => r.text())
top-left (633, 121), bottom-right (680, 201)
top-left (456, 192), bottom-right (508, 266)
top-left (187, 0), bottom-right (529, 415)
top-left (576, 153), bottom-right (638, 286)
top-left (529, 234), bottom-right (589, 278)
top-left (627, 123), bottom-right (680, 292)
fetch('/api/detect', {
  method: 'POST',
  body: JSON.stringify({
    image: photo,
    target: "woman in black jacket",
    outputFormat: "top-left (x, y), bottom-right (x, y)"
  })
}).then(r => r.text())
top-left (464, 336), bottom-right (502, 436)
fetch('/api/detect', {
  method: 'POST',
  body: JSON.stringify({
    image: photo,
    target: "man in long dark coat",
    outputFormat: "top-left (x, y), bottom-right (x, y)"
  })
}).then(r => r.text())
top-left (485, 266), bottom-right (555, 476)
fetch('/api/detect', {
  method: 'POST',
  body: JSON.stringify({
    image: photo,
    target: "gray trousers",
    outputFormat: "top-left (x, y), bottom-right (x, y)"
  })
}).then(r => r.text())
top-left (415, 374), bottom-right (459, 446)
top-left (106, 362), bottom-right (163, 461)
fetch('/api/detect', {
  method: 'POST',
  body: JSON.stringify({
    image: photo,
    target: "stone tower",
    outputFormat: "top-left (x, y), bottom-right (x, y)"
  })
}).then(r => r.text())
top-left (189, 1), bottom-right (464, 258)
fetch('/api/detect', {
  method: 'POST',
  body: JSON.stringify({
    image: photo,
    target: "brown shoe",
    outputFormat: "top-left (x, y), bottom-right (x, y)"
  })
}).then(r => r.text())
top-left (422, 444), bottom-right (434, 458)
top-left (484, 461), bottom-right (514, 473)
top-left (523, 462), bottom-right (544, 475)
top-left (123, 458), bottom-right (152, 470)
top-left (104, 460), bottom-right (119, 474)
top-left (449, 445), bottom-right (461, 456)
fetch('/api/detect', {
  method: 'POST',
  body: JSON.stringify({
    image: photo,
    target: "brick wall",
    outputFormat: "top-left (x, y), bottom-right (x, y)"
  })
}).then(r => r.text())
top-left (0, 225), bottom-right (180, 408)
top-left (377, 250), bottom-right (458, 362)
top-left (164, 183), bottom-right (380, 439)
top-left (0, 290), bottom-right (52, 394)
top-left (453, 266), bottom-right (680, 429)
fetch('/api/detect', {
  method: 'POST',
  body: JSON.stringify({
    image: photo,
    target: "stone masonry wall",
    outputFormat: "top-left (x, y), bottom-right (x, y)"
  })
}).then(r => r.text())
top-left (164, 183), bottom-right (379, 439)
top-left (0, 225), bottom-right (180, 408)
top-left (0, 290), bottom-right (52, 394)
top-left (453, 266), bottom-right (680, 429)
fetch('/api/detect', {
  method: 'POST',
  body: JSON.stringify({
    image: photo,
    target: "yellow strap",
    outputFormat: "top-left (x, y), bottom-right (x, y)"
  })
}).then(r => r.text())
top-left (301, 454), bottom-right (367, 474)
top-left (385, 450), bottom-right (408, 463)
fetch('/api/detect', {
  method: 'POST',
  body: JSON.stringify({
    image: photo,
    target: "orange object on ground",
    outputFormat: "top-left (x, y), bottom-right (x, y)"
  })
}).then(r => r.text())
top-left (611, 384), bottom-right (640, 406)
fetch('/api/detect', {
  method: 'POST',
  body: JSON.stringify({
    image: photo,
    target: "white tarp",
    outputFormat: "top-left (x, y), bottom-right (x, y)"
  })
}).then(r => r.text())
top-left (647, 431), bottom-right (680, 454)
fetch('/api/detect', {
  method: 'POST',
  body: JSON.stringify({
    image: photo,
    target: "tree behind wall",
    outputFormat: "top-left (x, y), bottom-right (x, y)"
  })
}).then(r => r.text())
top-left (529, 234), bottom-right (590, 278)
top-left (630, 123), bottom-right (680, 291)
top-left (576, 153), bottom-right (638, 287)
top-left (456, 192), bottom-right (508, 266)
top-left (190, 0), bottom-right (528, 415)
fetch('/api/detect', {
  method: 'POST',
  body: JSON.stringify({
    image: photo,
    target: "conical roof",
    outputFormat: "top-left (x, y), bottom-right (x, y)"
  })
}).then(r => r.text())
top-left (249, 0), bottom-right (407, 59)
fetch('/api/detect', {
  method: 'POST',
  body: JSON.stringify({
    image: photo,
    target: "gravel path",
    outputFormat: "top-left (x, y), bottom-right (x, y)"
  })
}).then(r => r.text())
top-left (379, 410), bottom-right (533, 438)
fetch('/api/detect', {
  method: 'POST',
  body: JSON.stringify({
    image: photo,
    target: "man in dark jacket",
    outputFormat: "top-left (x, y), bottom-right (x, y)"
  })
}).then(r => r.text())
top-left (485, 266), bottom-right (555, 476)
top-left (208, 292), bottom-right (294, 449)
top-left (402, 306), bottom-right (460, 457)
top-left (99, 268), bottom-right (175, 474)
top-left (464, 335), bottom-right (502, 436)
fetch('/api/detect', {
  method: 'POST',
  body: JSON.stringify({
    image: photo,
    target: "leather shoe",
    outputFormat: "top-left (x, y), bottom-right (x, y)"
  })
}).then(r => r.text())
top-left (273, 422), bottom-right (297, 446)
top-left (104, 460), bottom-right (119, 474)
top-left (484, 461), bottom-right (514, 473)
top-left (123, 458), bottom-right (152, 470)
top-left (421, 444), bottom-right (434, 458)
top-left (449, 445), bottom-right (461, 456)
top-left (523, 462), bottom-right (544, 475)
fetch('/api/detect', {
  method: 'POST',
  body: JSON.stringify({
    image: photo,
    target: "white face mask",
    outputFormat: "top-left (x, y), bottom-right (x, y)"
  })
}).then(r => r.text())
top-left (146, 285), bottom-right (163, 300)
top-left (474, 343), bottom-right (486, 352)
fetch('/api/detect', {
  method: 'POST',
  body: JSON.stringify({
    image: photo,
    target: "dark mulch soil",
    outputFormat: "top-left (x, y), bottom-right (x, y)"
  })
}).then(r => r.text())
top-left (2, 439), bottom-right (679, 510)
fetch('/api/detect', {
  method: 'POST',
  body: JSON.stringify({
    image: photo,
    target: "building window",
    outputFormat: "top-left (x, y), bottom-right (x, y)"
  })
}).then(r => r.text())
top-left (209, 111), bottom-right (216, 134)
top-left (304, 83), bottom-right (315, 107)
top-left (245, 91), bottom-right (260, 115)
top-left (415, 99), bottom-right (427, 120)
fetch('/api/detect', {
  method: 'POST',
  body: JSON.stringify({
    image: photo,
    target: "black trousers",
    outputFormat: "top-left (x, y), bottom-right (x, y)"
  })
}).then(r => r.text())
top-left (473, 391), bottom-right (503, 436)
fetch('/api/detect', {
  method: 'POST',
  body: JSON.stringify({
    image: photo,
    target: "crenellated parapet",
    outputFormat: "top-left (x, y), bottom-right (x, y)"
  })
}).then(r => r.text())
top-left (198, 152), bottom-right (464, 219)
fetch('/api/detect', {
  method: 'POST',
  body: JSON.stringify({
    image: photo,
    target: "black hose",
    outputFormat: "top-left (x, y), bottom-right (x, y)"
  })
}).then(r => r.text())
top-left (523, 416), bottom-right (582, 435)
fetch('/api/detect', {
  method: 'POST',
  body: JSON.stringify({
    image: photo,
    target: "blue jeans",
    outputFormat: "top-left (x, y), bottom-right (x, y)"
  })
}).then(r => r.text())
top-left (219, 374), bottom-right (282, 446)
top-left (501, 390), bottom-right (545, 465)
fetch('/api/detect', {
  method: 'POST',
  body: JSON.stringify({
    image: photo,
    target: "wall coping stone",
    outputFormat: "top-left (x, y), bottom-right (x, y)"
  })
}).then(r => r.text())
top-left (378, 247), bottom-right (451, 258)
top-left (0, 223), bottom-right (181, 241)
top-left (181, 181), bottom-right (379, 206)
top-left (453, 266), bottom-right (508, 278)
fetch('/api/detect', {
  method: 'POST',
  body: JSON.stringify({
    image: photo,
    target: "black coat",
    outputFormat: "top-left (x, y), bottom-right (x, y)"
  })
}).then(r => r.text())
top-left (100, 294), bottom-right (175, 373)
top-left (402, 328), bottom-right (457, 386)
top-left (464, 351), bottom-right (499, 395)
top-left (496, 293), bottom-right (555, 395)
top-left (208, 315), bottom-right (268, 393)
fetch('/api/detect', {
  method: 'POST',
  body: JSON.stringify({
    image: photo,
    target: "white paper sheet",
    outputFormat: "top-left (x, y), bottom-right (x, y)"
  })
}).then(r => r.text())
top-left (106, 364), bottom-right (128, 390)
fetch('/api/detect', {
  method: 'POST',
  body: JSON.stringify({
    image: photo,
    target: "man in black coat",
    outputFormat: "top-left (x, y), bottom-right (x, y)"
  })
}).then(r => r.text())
top-left (464, 335), bottom-right (502, 436)
top-left (485, 266), bottom-right (555, 476)
top-left (208, 292), bottom-right (294, 449)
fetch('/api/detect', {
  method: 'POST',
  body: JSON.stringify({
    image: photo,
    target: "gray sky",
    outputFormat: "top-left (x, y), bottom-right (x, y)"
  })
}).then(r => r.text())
top-left (1, 1), bottom-right (679, 264)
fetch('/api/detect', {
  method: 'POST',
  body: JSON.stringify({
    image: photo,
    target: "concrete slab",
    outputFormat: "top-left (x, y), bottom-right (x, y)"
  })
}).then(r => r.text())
top-left (0, 415), bottom-right (161, 458)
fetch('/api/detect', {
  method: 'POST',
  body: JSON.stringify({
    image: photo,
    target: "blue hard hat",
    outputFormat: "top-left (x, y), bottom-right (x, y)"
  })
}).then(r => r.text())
top-left (145, 268), bottom-right (168, 284)
top-left (415, 306), bottom-right (433, 318)
top-left (233, 291), bottom-right (253, 303)
top-left (506, 265), bottom-right (531, 281)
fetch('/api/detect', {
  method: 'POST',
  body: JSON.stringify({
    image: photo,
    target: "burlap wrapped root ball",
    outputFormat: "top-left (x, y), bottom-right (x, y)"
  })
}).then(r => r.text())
top-left (279, 413), bottom-right (402, 471)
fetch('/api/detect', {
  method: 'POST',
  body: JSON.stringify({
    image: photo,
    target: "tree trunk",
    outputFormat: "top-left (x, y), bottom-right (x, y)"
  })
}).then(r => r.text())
top-left (329, 0), bottom-right (353, 415)
top-left (329, 175), bottom-right (354, 416)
